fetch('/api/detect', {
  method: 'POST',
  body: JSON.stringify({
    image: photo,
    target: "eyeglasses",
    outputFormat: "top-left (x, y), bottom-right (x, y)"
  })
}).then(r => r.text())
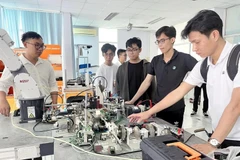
top-left (26, 42), bottom-right (46, 50)
top-left (126, 48), bottom-right (139, 53)
top-left (155, 38), bottom-right (170, 45)
top-left (104, 52), bottom-right (114, 57)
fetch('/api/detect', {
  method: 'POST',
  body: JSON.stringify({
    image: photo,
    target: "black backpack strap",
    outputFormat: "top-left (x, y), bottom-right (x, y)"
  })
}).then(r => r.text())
top-left (200, 57), bottom-right (209, 82)
top-left (227, 44), bottom-right (240, 81)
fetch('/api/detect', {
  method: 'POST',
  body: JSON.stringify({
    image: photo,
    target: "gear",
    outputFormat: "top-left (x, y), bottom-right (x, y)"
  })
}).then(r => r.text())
top-left (133, 126), bottom-right (141, 139)
top-left (117, 125), bottom-right (126, 141)
top-left (145, 124), bottom-right (155, 137)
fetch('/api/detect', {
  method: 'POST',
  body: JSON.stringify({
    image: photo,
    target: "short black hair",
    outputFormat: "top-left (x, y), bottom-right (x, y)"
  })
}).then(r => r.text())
top-left (126, 37), bottom-right (142, 48)
top-left (117, 49), bottom-right (126, 57)
top-left (155, 26), bottom-right (176, 38)
top-left (181, 10), bottom-right (223, 39)
top-left (101, 43), bottom-right (116, 55)
top-left (21, 31), bottom-right (42, 43)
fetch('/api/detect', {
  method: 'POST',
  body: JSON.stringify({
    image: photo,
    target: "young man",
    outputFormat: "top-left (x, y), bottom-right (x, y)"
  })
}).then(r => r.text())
top-left (116, 37), bottom-right (155, 104)
top-left (126, 26), bottom-right (197, 128)
top-left (191, 83), bottom-right (209, 116)
top-left (116, 49), bottom-right (127, 66)
top-left (128, 10), bottom-right (240, 154)
top-left (0, 31), bottom-right (58, 117)
top-left (96, 43), bottom-right (118, 95)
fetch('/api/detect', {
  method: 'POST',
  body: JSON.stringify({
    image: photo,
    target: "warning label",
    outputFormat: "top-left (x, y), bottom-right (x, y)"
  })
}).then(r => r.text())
top-left (27, 106), bottom-right (35, 118)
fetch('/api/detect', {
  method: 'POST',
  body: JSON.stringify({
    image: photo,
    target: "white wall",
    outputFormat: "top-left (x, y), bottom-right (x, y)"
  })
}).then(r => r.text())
top-left (73, 34), bottom-right (99, 75)
top-left (149, 31), bottom-right (159, 61)
top-left (118, 29), bottom-right (157, 62)
top-left (174, 22), bottom-right (202, 61)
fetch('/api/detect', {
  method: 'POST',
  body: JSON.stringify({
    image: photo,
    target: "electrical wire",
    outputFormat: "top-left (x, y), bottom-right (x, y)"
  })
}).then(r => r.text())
top-left (93, 148), bottom-right (142, 156)
top-left (136, 99), bottom-right (153, 108)
top-left (72, 144), bottom-right (93, 154)
top-left (184, 134), bottom-right (195, 143)
top-left (92, 76), bottom-right (108, 89)
top-left (75, 88), bottom-right (93, 97)
top-left (33, 121), bottom-right (59, 132)
top-left (44, 93), bottom-right (64, 105)
top-left (11, 116), bottom-right (141, 160)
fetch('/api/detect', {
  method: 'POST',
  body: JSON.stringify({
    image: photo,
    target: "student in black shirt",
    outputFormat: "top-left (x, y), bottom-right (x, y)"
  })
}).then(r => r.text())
top-left (126, 26), bottom-right (197, 127)
top-left (116, 37), bottom-right (155, 105)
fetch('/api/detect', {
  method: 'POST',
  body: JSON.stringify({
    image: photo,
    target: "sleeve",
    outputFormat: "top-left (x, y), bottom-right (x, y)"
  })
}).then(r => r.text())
top-left (116, 66), bottom-right (121, 96)
top-left (184, 60), bottom-right (205, 87)
top-left (48, 64), bottom-right (58, 92)
top-left (0, 67), bottom-right (14, 94)
top-left (185, 54), bottom-right (198, 71)
top-left (148, 57), bottom-right (156, 75)
top-left (233, 59), bottom-right (240, 88)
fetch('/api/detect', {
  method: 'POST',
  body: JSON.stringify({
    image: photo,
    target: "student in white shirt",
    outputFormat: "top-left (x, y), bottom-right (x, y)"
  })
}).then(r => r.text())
top-left (128, 10), bottom-right (240, 154)
top-left (96, 43), bottom-right (118, 95)
top-left (0, 31), bottom-right (58, 117)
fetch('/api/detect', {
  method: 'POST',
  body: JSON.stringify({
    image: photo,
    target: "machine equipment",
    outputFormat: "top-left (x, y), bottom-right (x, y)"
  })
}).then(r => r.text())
top-left (0, 29), bottom-right (44, 122)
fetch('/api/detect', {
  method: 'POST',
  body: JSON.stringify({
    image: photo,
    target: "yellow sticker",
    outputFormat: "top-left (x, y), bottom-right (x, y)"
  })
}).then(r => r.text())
top-left (29, 113), bottom-right (35, 118)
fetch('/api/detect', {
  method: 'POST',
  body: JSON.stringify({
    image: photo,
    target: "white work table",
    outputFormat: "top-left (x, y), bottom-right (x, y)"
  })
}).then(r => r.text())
top-left (0, 115), bottom-right (207, 160)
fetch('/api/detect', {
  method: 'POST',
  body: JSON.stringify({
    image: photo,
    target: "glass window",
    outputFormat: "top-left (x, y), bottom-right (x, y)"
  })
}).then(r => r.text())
top-left (226, 5), bottom-right (240, 36)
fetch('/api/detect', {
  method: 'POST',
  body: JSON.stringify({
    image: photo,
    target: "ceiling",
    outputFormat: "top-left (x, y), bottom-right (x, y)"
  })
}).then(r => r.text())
top-left (0, 0), bottom-right (240, 30)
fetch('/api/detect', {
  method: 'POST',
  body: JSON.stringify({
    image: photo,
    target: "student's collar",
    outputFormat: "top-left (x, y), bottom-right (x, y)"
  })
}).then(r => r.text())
top-left (161, 49), bottom-right (178, 61)
top-left (208, 41), bottom-right (233, 66)
top-left (19, 54), bottom-right (43, 65)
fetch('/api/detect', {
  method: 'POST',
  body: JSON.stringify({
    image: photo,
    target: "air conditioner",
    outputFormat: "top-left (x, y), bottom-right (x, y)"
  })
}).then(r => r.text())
top-left (73, 28), bottom-right (97, 36)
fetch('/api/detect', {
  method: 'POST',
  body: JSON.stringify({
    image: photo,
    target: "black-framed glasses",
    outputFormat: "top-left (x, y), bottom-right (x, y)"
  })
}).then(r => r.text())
top-left (104, 52), bottom-right (114, 57)
top-left (26, 42), bottom-right (46, 50)
top-left (126, 48), bottom-right (139, 53)
top-left (155, 38), bottom-right (170, 45)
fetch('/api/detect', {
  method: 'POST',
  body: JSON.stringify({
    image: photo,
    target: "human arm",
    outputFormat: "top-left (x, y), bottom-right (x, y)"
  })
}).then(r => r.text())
top-left (0, 68), bottom-right (14, 116)
top-left (126, 74), bottom-right (153, 104)
top-left (116, 67), bottom-right (120, 96)
top-left (0, 91), bottom-right (10, 116)
top-left (50, 91), bottom-right (58, 104)
top-left (128, 82), bottom-right (194, 122)
top-left (211, 87), bottom-right (240, 142)
top-left (48, 65), bottom-right (58, 104)
top-left (191, 88), bottom-right (240, 154)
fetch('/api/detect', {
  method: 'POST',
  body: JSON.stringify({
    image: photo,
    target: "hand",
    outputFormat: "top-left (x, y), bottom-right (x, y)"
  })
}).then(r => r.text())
top-left (191, 143), bottom-right (216, 155)
top-left (0, 99), bottom-right (10, 117)
top-left (128, 111), bottom-right (152, 123)
top-left (125, 100), bottom-right (134, 105)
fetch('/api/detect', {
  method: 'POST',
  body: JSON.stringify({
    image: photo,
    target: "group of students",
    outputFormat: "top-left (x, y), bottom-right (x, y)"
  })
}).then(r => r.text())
top-left (96, 26), bottom-right (197, 128)
top-left (97, 9), bottom-right (240, 154)
top-left (1, 9), bottom-right (240, 155)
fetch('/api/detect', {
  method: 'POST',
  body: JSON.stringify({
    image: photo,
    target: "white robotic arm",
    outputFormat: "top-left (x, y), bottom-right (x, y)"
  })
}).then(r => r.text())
top-left (0, 29), bottom-right (41, 99)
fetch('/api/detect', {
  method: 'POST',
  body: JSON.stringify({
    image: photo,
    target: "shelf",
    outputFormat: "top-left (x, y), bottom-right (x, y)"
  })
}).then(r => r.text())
top-left (52, 64), bottom-right (62, 70)
top-left (41, 45), bottom-right (61, 59)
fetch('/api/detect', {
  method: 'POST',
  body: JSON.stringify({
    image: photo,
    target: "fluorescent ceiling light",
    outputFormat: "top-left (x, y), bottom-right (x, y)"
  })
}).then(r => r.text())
top-left (147, 17), bottom-right (165, 24)
top-left (104, 12), bottom-right (119, 21)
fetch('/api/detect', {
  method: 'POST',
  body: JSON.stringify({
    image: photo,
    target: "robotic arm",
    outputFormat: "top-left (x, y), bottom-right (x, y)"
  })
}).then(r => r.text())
top-left (0, 29), bottom-right (41, 99)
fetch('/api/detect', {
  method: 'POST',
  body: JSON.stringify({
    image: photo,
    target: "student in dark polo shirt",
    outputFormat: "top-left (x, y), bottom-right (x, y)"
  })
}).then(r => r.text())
top-left (126, 26), bottom-right (197, 127)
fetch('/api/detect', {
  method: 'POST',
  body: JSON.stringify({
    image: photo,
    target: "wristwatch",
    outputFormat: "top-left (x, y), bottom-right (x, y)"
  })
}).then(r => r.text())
top-left (208, 138), bottom-right (221, 148)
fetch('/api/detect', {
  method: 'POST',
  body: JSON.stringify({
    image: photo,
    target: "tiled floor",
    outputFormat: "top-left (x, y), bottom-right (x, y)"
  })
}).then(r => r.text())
top-left (183, 97), bottom-right (212, 141)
